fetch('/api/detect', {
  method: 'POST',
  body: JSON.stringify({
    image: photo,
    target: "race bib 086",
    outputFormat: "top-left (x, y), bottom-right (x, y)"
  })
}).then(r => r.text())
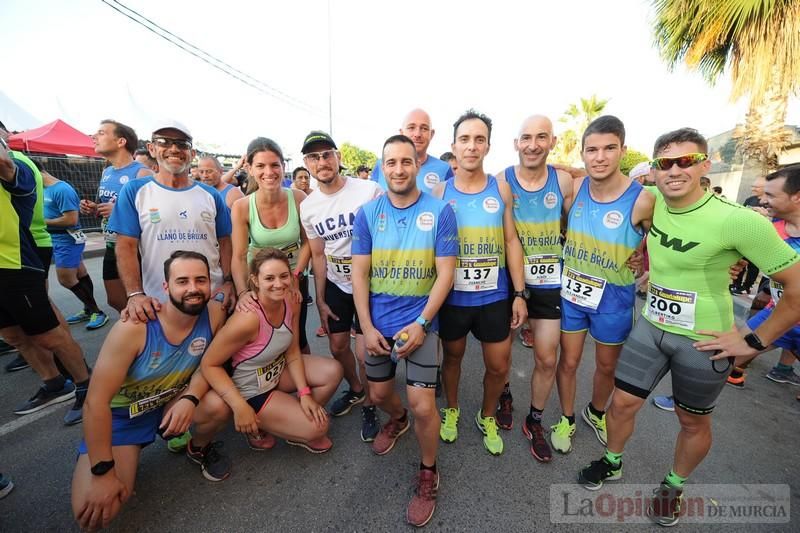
top-left (524, 254), bottom-right (561, 286)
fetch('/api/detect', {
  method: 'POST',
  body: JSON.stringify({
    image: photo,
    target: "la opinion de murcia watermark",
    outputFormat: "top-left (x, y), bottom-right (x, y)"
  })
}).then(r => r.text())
top-left (550, 484), bottom-right (790, 524)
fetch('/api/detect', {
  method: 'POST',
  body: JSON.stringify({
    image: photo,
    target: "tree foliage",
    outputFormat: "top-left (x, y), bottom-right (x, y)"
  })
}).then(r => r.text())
top-left (339, 142), bottom-right (377, 175)
top-left (620, 149), bottom-right (650, 176)
top-left (652, 0), bottom-right (800, 169)
top-left (551, 95), bottom-right (609, 166)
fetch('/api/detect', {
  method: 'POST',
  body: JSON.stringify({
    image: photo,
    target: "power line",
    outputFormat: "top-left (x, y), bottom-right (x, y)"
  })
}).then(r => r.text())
top-left (100, 0), bottom-right (323, 116)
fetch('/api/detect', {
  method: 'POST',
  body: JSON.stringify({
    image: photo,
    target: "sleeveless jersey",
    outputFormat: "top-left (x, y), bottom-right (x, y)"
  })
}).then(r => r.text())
top-left (110, 307), bottom-right (213, 418)
top-left (644, 192), bottom-right (799, 340)
top-left (97, 160), bottom-right (150, 244)
top-left (248, 189), bottom-right (302, 269)
top-left (442, 175), bottom-right (509, 306)
top-left (562, 179), bottom-right (644, 313)
top-left (352, 192), bottom-right (458, 337)
top-left (505, 165), bottom-right (563, 289)
top-left (231, 301), bottom-right (294, 399)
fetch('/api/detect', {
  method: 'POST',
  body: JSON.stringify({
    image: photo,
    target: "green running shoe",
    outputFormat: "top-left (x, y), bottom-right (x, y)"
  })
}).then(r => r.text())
top-left (66, 309), bottom-right (90, 324)
top-left (474, 411), bottom-right (504, 456)
top-left (167, 430), bottom-right (192, 453)
top-left (581, 404), bottom-right (607, 445)
top-left (550, 416), bottom-right (576, 453)
top-left (439, 407), bottom-right (460, 443)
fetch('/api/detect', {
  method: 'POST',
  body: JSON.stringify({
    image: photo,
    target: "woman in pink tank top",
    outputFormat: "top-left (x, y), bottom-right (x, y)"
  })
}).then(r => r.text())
top-left (202, 248), bottom-right (343, 453)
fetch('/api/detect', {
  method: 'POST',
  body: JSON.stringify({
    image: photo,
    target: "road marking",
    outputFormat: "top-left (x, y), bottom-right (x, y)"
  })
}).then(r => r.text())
top-left (0, 403), bottom-right (67, 438)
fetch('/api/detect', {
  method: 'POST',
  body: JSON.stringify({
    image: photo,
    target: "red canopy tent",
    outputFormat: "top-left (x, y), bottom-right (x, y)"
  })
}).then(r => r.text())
top-left (7, 119), bottom-right (99, 158)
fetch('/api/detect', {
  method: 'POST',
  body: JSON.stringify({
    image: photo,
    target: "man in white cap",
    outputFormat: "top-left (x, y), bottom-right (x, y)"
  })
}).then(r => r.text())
top-left (629, 161), bottom-right (653, 186)
top-left (108, 120), bottom-right (234, 325)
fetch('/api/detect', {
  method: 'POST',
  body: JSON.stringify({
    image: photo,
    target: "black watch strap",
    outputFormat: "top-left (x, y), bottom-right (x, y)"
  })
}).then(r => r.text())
top-left (744, 332), bottom-right (766, 351)
top-left (179, 394), bottom-right (200, 407)
top-left (513, 290), bottom-right (526, 300)
top-left (91, 459), bottom-right (115, 476)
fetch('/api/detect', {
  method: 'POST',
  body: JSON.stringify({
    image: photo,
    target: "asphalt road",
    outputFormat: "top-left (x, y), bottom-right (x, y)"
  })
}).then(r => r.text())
top-left (0, 256), bottom-right (797, 532)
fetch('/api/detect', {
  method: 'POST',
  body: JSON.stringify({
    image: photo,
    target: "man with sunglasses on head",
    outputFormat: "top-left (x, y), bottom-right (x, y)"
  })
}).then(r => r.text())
top-left (578, 128), bottom-right (800, 527)
top-left (82, 120), bottom-right (153, 313)
top-left (298, 131), bottom-right (383, 441)
top-left (107, 121), bottom-right (234, 327)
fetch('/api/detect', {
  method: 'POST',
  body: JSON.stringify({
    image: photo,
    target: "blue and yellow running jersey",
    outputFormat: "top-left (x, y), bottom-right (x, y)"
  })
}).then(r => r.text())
top-left (110, 307), bottom-right (213, 418)
top-left (442, 176), bottom-right (509, 307)
top-left (562, 178), bottom-right (644, 313)
top-left (505, 165), bottom-right (563, 290)
top-left (352, 192), bottom-right (458, 337)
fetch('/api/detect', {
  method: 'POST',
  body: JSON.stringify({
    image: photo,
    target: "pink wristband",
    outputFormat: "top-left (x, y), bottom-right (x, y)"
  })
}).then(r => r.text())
top-left (298, 386), bottom-right (312, 397)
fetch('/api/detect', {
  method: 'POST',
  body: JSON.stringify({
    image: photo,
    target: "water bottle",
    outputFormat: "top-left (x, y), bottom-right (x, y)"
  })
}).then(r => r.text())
top-left (390, 332), bottom-right (409, 363)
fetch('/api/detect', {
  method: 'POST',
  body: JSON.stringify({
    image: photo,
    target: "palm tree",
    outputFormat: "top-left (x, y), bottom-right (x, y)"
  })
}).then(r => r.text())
top-left (652, 0), bottom-right (800, 170)
top-left (551, 95), bottom-right (609, 165)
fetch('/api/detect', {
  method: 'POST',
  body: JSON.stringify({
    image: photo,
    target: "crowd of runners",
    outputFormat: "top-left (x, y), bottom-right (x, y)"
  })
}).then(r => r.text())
top-left (0, 107), bottom-right (799, 529)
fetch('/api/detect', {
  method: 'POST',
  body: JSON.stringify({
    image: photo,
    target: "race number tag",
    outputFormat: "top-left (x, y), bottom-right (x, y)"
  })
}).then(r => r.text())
top-left (128, 388), bottom-right (180, 419)
top-left (524, 254), bottom-right (561, 286)
top-left (769, 279), bottom-right (784, 303)
top-left (327, 255), bottom-right (352, 282)
top-left (256, 355), bottom-right (286, 392)
top-left (454, 257), bottom-right (499, 292)
top-left (645, 283), bottom-right (697, 330)
top-left (560, 267), bottom-right (606, 310)
top-left (101, 218), bottom-right (117, 243)
top-left (67, 228), bottom-right (87, 244)
top-left (281, 241), bottom-right (300, 263)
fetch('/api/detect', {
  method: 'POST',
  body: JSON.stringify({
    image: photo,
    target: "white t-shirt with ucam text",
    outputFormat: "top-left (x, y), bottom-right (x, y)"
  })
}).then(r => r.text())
top-left (300, 177), bottom-right (381, 294)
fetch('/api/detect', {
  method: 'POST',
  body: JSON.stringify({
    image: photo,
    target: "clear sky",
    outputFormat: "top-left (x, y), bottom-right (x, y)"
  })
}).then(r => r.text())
top-left (3, 0), bottom-right (798, 170)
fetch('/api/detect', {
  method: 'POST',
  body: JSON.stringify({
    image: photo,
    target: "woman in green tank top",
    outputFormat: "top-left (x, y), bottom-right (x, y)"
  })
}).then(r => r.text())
top-left (231, 137), bottom-right (311, 351)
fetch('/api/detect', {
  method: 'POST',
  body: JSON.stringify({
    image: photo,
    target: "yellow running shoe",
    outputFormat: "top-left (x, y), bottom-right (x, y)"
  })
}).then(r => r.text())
top-left (550, 416), bottom-right (576, 453)
top-left (581, 404), bottom-right (607, 445)
top-left (474, 411), bottom-right (504, 456)
top-left (439, 407), bottom-right (460, 443)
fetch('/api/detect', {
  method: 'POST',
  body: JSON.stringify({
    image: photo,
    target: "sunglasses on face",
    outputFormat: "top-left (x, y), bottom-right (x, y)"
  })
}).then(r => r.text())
top-left (152, 137), bottom-right (193, 150)
top-left (650, 153), bottom-right (708, 171)
top-left (303, 149), bottom-right (337, 163)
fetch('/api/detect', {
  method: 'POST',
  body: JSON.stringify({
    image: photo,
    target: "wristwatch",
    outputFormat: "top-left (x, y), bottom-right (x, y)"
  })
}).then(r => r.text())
top-left (415, 316), bottom-right (432, 333)
top-left (513, 289), bottom-right (530, 300)
top-left (744, 332), bottom-right (766, 351)
top-left (91, 459), bottom-right (115, 476)
top-left (179, 394), bottom-right (200, 406)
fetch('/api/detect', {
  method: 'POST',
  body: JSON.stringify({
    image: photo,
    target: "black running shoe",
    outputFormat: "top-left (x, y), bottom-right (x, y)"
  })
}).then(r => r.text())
top-left (578, 456), bottom-right (622, 490)
top-left (647, 482), bottom-right (683, 527)
top-left (4, 355), bottom-right (29, 373)
top-left (360, 405), bottom-right (380, 442)
top-left (186, 440), bottom-right (231, 482)
top-left (13, 382), bottom-right (75, 415)
top-left (329, 388), bottom-right (366, 417)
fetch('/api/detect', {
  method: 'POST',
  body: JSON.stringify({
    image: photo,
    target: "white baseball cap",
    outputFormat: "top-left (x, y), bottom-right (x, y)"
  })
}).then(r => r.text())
top-left (629, 161), bottom-right (651, 180)
top-left (152, 119), bottom-right (193, 140)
